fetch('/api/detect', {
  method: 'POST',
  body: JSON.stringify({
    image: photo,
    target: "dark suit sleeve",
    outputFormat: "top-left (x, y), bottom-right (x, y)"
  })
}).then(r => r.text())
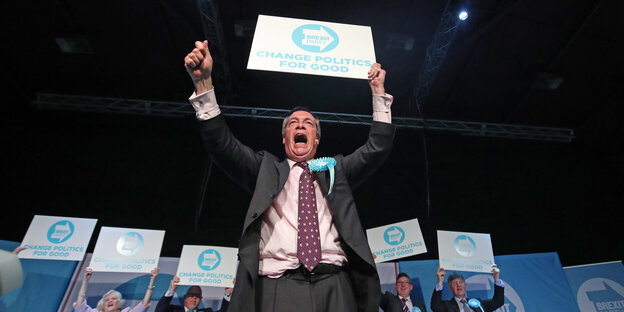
top-left (379, 291), bottom-right (392, 311)
top-left (342, 121), bottom-right (395, 190)
top-left (480, 284), bottom-right (504, 312)
top-left (216, 297), bottom-right (229, 312)
top-left (198, 114), bottom-right (263, 194)
top-left (430, 288), bottom-right (444, 312)
top-left (154, 294), bottom-right (174, 312)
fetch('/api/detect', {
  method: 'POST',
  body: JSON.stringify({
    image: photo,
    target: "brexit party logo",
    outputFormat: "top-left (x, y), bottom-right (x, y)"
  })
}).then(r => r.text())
top-left (577, 278), bottom-right (624, 312)
top-left (198, 249), bottom-right (221, 271)
top-left (466, 274), bottom-right (525, 312)
top-left (46, 220), bottom-right (74, 244)
top-left (116, 232), bottom-right (144, 256)
top-left (292, 24), bottom-right (339, 53)
top-left (454, 235), bottom-right (476, 257)
top-left (383, 226), bottom-right (405, 246)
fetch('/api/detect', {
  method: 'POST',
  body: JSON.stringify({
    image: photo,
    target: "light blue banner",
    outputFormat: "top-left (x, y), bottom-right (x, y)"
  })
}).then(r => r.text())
top-left (398, 252), bottom-right (579, 312)
top-left (564, 261), bottom-right (624, 312)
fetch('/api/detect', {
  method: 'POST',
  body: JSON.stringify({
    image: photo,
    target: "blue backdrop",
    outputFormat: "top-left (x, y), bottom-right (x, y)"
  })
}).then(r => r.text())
top-left (0, 239), bottom-right (77, 312)
top-left (564, 261), bottom-right (624, 312)
top-left (398, 252), bottom-right (580, 312)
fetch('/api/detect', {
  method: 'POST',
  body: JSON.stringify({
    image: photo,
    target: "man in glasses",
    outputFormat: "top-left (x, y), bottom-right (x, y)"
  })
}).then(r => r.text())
top-left (380, 272), bottom-right (427, 312)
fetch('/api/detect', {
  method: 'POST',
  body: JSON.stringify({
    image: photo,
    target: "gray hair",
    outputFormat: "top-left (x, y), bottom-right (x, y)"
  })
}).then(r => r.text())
top-left (281, 107), bottom-right (321, 139)
top-left (447, 272), bottom-right (465, 285)
top-left (96, 290), bottom-right (125, 312)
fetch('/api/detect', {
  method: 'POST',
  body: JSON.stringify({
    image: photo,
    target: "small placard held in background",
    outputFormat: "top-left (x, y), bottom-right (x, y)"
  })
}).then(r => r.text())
top-left (19, 215), bottom-right (97, 261)
top-left (437, 230), bottom-right (495, 273)
top-left (176, 245), bottom-right (238, 288)
top-left (367, 218), bottom-right (427, 263)
top-left (89, 226), bottom-right (164, 273)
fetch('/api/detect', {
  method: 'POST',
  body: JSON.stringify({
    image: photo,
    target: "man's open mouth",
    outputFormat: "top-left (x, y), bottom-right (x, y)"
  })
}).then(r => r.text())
top-left (294, 133), bottom-right (308, 144)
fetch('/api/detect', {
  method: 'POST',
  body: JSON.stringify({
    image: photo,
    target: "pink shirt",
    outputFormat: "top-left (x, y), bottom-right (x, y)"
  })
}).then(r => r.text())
top-left (189, 89), bottom-right (393, 278)
top-left (258, 159), bottom-right (346, 277)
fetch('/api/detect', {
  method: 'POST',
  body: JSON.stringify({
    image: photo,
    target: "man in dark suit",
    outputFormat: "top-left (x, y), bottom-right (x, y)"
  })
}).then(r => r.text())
top-left (380, 272), bottom-right (427, 312)
top-left (183, 40), bottom-right (395, 312)
top-left (430, 265), bottom-right (504, 312)
top-left (154, 275), bottom-right (230, 312)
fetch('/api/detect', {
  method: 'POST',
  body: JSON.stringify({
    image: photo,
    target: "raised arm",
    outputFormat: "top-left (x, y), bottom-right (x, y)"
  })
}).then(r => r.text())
top-left (436, 266), bottom-right (446, 288)
top-left (343, 63), bottom-right (395, 188)
top-left (76, 267), bottom-right (93, 306)
top-left (141, 267), bottom-right (159, 306)
top-left (368, 63), bottom-right (386, 96)
top-left (185, 40), bottom-right (213, 94)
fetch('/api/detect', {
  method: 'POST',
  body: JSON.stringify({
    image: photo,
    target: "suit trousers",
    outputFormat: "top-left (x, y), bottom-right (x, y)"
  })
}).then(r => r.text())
top-left (256, 264), bottom-right (357, 312)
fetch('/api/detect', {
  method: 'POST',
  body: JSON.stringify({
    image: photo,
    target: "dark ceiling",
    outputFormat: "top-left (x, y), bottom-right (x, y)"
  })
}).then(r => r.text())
top-left (2, 0), bottom-right (622, 267)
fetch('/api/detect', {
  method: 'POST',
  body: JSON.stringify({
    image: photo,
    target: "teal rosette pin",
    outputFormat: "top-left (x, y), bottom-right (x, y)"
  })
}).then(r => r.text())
top-left (309, 157), bottom-right (336, 195)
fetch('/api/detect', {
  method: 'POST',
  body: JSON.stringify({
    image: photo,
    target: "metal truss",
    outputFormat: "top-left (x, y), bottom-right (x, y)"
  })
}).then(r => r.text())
top-left (34, 93), bottom-right (575, 142)
top-left (413, 2), bottom-right (462, 106)
top-left (196, 0), bottom-right (231, 97)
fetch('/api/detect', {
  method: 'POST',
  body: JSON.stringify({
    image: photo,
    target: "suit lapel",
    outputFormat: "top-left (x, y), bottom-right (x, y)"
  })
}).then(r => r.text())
top-left (276, 159), bottom-right (289, 192)
top-left (450, 298), bottom-right (461, 312)
top-left (314, 170), bottom-right (329, 196)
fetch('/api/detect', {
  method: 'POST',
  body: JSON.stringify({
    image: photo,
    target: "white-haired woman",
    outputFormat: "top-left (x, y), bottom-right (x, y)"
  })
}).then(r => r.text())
top-left (73, 267), bottom-right (158, 312)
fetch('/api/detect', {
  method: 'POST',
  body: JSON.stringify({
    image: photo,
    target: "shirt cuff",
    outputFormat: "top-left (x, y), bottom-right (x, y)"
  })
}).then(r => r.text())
top-left (372, 93), bottom-right (393, 123)
top-left (189, 88), bottom-right (221, 120)
top-left (164, 290), bottom-right (175, 297)
top-left (223, 294), bottom-right (231, 302)
top-left (495, 280), bottom-right (505, 287)
top-left (435, 284), bottom-right (443, 291)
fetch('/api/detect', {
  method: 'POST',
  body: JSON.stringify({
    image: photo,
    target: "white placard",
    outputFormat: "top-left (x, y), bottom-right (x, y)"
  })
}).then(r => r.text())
top-left (176, 245), bottom-right (238, 288)
top-left (247, 15), bottom-right (376, 79)
top-left (437, 230), bottom-right (495, 273)
top-left (367, 218), bottom-right (427, 263)
top-left (19, 215), bottom-right (97, 261)
top-left (89, 226), bottom-right (165, 273)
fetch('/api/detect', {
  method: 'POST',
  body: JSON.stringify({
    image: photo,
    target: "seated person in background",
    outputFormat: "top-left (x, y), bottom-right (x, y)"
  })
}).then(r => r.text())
top-left (154, 274), bottom-right (231, 312)
top-left (73, 267), bottom-right (158, 312)
top-left (380, 272), bottom-right (427, 312)
top-left (430, 265), bottom-right (504, 312)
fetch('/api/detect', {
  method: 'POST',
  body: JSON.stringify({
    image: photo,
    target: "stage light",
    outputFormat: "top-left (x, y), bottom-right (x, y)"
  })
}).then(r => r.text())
top-left (458, 11), bottom-right (469, 21)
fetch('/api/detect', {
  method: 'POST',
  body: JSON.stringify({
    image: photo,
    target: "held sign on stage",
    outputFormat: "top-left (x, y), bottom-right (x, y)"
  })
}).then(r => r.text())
top-left (247, 15), bottom-right (376, 80)
top-left (367, 218), bottom-right (427, 263)
top-left (176, 245), bottom-right (238, 288)
top-left (19, 215), bottom-right (97, 261)
top-left (89, 226), bottom-right (164, 273)
top-left (437, 230), bottom-right (495, 273)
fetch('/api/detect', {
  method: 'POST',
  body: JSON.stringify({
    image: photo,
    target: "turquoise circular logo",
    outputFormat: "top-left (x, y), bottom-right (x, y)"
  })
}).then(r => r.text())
top-left (454, 235), bottom-right (476, 257)
top-left (383, 226), bottom-right (405, 245)
top-left (292, 24), bottom-right (339, 53)
top-left (46, 220), bottom-right (74, 244)
top-left (116, 232), bottom-right (144, 256)
top-left (198, 249), bottom-right (221, 271)
top-left (413, 307), bottom-right (422, 312)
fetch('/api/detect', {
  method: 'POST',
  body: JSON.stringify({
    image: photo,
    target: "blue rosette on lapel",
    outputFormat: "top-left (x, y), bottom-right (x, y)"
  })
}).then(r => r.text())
top-left (309, 157), bottom-right (336, 195)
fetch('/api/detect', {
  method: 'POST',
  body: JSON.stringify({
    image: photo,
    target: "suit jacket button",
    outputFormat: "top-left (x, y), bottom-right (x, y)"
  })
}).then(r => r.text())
top-left (252, 213), bottom-right (258, 218)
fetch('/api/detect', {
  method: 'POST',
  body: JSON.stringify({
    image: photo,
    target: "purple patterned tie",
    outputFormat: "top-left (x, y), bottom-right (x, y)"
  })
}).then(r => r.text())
top-left (296, 162), bottom-right (321, 271)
